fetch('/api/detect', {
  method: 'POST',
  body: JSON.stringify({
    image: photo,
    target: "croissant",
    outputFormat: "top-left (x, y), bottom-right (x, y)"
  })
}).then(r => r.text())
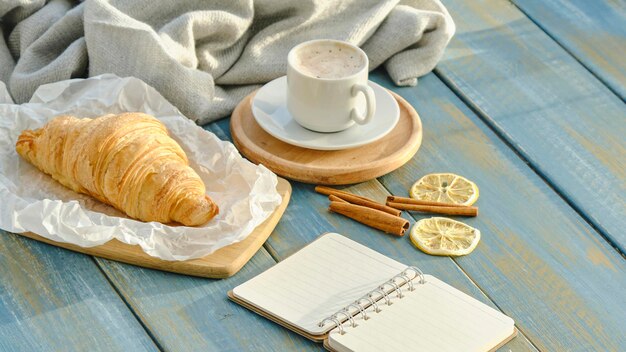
top-left (16, 112), bottom-right (218, 226)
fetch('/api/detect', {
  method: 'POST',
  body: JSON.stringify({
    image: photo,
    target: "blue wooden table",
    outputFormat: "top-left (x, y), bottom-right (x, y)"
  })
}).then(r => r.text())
top-left (2, 0), bottom-right (625, 350)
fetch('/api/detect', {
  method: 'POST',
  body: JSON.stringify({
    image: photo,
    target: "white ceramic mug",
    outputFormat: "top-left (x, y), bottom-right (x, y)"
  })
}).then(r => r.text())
top-left (287, 39), bottom-right (376, 133)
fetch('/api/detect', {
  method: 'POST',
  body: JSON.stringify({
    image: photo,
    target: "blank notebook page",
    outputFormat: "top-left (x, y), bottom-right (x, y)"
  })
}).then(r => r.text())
top-left (328, 275), bottom-right (515, 352)
top-left (232, 233), bottom-right (407, 335)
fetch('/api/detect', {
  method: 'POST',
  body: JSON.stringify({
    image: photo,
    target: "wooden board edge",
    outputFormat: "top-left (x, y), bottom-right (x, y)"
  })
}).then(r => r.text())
top-left (217, 177), bottom-right (292, 277)
top-left (15, 177), bottom-right (292, 279)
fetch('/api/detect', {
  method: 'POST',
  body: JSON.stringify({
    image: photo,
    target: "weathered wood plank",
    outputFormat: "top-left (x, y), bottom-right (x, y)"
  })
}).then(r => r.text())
top-left (0, 231), bottom-right (158, 352)
top-left (435, 0), bottom-right (626, 253)
top-left (210, 113), bottom-right (538, 351)
top-left (94, 249), bottom-right (318, 351)
top-left (511, 0), bottom-right (626, 99)
top-left (372, 71), bottom-right (626, 351)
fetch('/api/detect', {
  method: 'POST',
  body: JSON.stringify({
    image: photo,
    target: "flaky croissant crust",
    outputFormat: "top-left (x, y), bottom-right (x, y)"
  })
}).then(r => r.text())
top-left (16, 112), bottom-right (218, 226)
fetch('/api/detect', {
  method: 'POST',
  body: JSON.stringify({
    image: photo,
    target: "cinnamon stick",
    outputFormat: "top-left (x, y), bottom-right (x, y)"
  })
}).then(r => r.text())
top-left (387, 195), bottom-right (472, 208)
top-left (324, 192), bottom-right (401, 216)
top-left (386, 201), bottom-right (478, 217)
top-left (315, 185), bottom-right (370, 201)
top-left (317, 185), bottom-right (400, 216)
top-left (328, 194), bottom-right (349, 203)
top-left (329, 201), bottom-right (409, 237)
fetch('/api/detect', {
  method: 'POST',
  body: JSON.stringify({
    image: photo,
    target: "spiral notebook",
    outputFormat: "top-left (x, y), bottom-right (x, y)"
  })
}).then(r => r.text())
top-left (229, 233), bottom-right (517, 352)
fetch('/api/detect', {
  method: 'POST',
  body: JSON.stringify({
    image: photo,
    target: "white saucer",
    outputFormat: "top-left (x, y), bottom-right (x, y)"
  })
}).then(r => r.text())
top-left (251, 76), bottom-right (400, 151)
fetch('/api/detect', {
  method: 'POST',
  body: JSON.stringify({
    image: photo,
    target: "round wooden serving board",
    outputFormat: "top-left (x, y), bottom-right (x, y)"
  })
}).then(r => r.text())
top-left (231, 89), bottom-right (422, 185)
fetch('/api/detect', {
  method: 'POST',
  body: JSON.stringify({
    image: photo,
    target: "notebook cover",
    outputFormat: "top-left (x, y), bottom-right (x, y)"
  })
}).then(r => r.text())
top-left (227, 233), bottom-right (336, 342)
top-left (322, 328), bottom-right (519, 352)
top-left (229, 232), bottom-right (406, 337)
top-left (228, 290), bottom-right (328, 342)
top-left (228, 232), bottom-right (519, 350)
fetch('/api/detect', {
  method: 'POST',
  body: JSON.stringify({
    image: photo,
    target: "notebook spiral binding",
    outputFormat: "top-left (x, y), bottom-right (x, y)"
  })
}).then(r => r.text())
top-left (318, 266), bottom-right (426, 335)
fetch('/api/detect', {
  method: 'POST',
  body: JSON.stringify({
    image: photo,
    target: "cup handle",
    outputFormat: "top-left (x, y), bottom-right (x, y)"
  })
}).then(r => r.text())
top-left (350, 83), bottom-right (376, 125)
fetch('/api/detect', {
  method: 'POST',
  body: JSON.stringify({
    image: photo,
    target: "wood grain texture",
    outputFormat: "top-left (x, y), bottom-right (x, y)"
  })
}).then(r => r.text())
top-left (211, 117), bottom-right (537, 352)
top-left (0, 231), bottom-right (157, 351)
top-left (231, 90), bottom-right (422, 185)
top-left (15, 178), bottom-right (291, 279)
top-left (95, 250), bottom-right (318, 351)
top-left (372, 71), bottom-right (626, 351)
top-left (511, 0), bottom-right (626, 99)
top-left (436, 0), bottom-right (626, 253)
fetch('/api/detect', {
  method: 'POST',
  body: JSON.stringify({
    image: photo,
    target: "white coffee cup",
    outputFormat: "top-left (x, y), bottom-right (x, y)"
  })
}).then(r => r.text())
top-left (287, 39), bottom-right (376, 133)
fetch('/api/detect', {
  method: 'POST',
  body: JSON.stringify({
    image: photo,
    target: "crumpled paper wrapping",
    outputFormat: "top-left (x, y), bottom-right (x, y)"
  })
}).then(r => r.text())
top-left (0, 74), bottom-right (282, 261)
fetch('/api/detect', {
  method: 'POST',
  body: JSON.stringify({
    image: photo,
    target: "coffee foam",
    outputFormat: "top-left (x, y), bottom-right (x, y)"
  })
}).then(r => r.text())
top-left (293, 42), bottom-right (365, 79)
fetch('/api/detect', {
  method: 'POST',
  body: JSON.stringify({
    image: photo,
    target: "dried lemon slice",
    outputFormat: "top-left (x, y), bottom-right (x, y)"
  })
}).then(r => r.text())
top-left (410, 217), bottom-right (480, 256)
top-left (410, 173), bottom-right (479, 206)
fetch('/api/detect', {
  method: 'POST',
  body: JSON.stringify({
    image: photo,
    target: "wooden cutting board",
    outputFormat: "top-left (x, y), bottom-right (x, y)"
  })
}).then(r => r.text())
top-left (231, 89), bottom-right (422, 185)
top-left (18, 177), bottom-right (291, 279)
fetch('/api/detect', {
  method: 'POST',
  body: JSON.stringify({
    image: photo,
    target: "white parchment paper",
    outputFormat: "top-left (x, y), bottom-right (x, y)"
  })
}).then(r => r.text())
top-left (0, 74), bottom-right (282, 261)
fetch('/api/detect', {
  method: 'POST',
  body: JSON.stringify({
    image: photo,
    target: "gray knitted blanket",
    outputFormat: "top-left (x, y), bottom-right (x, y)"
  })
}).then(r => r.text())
top-left (0, 0), bottom-right (454, 124)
